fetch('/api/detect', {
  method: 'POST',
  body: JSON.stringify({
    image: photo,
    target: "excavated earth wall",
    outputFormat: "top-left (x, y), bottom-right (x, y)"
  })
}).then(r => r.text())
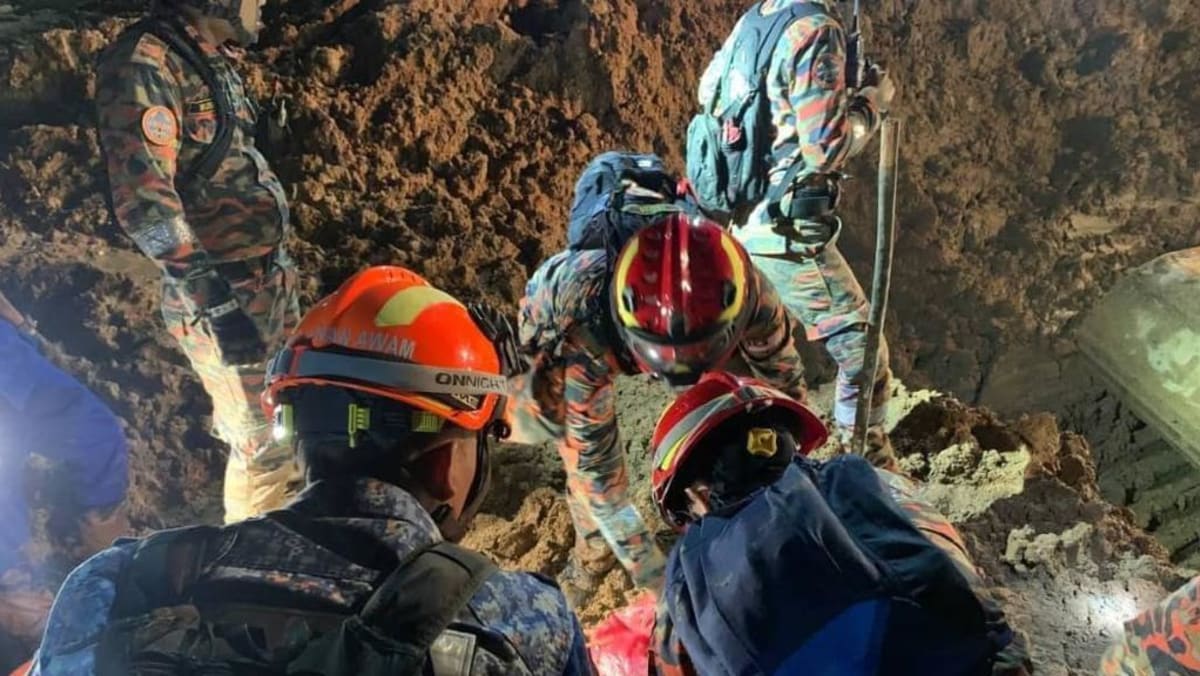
top-left (2, 0), bottom-right (1199, 672)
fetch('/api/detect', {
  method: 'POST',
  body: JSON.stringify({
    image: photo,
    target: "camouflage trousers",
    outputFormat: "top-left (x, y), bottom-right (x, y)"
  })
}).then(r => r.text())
top-left (161, 250), bottom-right (302, 524)
top-left (1099, 575), bottom-right (1200, 675)
top-left (502, 364), bottom-right (665, 588)
top-left (740, 219), bottom-right (891, 431)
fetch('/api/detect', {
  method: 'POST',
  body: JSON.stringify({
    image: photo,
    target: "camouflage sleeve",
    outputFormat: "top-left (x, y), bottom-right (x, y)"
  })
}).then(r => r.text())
top-left (33, 543), bottom-right (134, 674)
top-left (1099, 576), bottom-right (1200, 675)
top-left (876, 469), bottom-right (1032, 673)
top-left (739, 266), bottom-right (806, 399)
top-left (560, 326), bottom-right (619, 471)
top-left (94, 47), bottom-right (208, 279)
top-left (769, 20), bottom-right (855, 188)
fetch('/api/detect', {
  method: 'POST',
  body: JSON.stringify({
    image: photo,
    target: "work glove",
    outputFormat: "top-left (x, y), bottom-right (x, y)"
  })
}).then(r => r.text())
top-left (467, 302), bottom-right (528, 378)
top-left (860, 62), bottom-right (896, 112)
top-left (184, 270), bottom-right (267, 366)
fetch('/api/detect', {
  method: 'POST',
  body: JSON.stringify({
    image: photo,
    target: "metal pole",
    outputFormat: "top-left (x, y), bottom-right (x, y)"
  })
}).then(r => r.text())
top-left (852, 117), bottom-right (901, 455)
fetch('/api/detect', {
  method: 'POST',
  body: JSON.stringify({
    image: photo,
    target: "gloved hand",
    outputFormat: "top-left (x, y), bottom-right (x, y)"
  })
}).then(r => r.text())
top-left (466, 302), bottom-right (528, 377)
top-left (209, 303), bottom-right (268, 366)
top-left (860, 62), bottom-right (896, 112)
top-left (183, 270), bottom-right (267, 366)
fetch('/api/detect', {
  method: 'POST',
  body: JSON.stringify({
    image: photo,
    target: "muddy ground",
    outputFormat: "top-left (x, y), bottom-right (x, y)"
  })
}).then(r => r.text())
top-left (2, 0), bottom-right (1200, 672)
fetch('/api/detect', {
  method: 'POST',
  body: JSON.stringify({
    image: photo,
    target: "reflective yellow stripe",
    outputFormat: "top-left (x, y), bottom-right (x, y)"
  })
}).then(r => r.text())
top-left (613, 237), bottom-right (642, 328)
top-left (716, 233), bottom-right (747, 323)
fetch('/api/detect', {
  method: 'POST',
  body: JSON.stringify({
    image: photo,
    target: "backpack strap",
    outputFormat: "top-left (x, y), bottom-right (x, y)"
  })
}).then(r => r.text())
top-left (360, 541), bottom-right (498, 651)
top-left (107, 524), bottom-right (221, 619)
top-left (285, 540), bottom-right (500, 675)
top-left (708, 1), bottom-right (811, 116)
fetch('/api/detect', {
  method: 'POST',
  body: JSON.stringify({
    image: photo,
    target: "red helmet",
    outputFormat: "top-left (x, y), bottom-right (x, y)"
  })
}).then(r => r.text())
top-left (610, 213), bottom-right (754, 387)
top-left (650, 372), bottom-right (828, 530)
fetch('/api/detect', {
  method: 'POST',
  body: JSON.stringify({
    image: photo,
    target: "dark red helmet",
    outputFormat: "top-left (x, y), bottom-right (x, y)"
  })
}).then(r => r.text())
top-left (609, 214), bottom-right (755, 387)
top-left (650, 372), bottom-right (827, 530)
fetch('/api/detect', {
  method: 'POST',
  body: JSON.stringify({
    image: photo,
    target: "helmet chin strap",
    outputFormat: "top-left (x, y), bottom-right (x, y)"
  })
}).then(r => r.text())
top-left (426, 428), bottom-right (493, 543)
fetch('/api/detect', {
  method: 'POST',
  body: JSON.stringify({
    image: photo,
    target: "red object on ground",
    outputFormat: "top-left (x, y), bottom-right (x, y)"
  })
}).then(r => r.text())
top-left (588, 593), bottom-right (657, 676)
top-left (9, 659), bottom-right (31, 676)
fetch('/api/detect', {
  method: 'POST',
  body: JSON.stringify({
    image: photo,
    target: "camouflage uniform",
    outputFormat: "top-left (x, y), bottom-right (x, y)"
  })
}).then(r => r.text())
top-left (652, 463), bottom-right (1030, 674)
top-left (506, 249), bottom-right (806, 588)
top-left (31, 478), bottom-right (593, 675)
top-left (698, 0), bottom-right (890, 431)
top-left (1099, 575), bottom-right (1200, 675)
top-left (94, 16), bottom-right (300, 522)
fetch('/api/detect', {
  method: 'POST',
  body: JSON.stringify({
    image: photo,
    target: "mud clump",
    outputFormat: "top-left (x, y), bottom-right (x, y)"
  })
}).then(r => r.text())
top-left (469, 383), bottom-right (1185, 672)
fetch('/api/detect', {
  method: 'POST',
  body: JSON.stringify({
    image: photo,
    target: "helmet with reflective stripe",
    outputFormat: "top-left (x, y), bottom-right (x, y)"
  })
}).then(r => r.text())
top-left (650, 372), bottom-right (827, 529)
top-left (610, 213), bottom-right (755, 388)
top-left (263, 266), bottom-right (504, 432)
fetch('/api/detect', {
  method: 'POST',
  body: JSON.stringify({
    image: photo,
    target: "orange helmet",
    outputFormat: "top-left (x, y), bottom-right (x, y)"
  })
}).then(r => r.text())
top-left (263, 266), bottom-right (506, 434)
top-left (609, 213), bottom-right (755, 388)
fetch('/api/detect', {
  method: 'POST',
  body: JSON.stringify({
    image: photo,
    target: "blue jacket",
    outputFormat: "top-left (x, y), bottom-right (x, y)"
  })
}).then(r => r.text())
top-left (0, 320), bottom-right (128, 574)
top-left (654, 456), bottom-right (1019, 675)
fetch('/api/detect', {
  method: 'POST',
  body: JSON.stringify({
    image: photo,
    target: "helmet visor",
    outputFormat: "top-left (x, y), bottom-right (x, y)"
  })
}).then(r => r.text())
top-left (623, 323), bottom-right (740, 387)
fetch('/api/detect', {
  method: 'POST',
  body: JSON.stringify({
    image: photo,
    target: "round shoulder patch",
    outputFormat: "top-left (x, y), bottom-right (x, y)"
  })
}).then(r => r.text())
top-left (141, 106), bottom-right (178, 146)
top-left (815, 52), bottom-right (842, 89)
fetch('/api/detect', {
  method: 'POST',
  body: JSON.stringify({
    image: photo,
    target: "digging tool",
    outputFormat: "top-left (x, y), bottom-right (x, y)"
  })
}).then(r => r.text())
top-left (852, 117), bottom-right (901, 455)
top-left (846, 0), bottom-right (866, 89)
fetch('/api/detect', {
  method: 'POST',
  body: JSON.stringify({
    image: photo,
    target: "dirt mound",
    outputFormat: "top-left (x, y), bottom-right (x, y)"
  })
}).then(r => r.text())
top-left (467, 379), bottom-right (1185, 672)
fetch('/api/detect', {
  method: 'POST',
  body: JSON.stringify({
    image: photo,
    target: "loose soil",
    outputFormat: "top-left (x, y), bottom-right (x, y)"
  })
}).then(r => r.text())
top-left (3, 0), bottom-right (1200, 672)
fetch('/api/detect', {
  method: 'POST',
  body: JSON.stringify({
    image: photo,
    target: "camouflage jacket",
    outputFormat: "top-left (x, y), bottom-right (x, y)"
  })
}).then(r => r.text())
top-left (1099, 574), bottom-right (1200, 675)
top-left (698, 0), bottom-right (884, 247)
top-left (94, 14), bottom-right (289, 278)
top-left (519, 248), bottom-right (806, 465)
top-left (31, 478), bottom-right (593, 675)
top-left (652, 461), bottom-right (1030, 674)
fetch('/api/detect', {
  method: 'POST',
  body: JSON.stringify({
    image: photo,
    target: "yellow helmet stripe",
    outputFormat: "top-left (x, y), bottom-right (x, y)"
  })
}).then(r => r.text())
top-left (613, 237), bottom-right (642, 328)
top-left (716, 232), bottom-right (747, 324)
top-left (374, 286), bottom-right (464, 327)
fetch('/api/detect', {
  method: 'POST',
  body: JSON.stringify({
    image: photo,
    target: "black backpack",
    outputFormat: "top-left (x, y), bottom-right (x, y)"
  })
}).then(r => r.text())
top-left (684, 1), bottom-right (822, 218)
top-left (94, 517), bottom-right (509, 676)
top-left (566, 151), bottom-right (691, 258)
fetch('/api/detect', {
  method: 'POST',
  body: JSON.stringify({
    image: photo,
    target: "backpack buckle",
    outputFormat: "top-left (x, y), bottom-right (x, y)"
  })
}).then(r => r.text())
top-left (722, 118), bottom-right (744, 147)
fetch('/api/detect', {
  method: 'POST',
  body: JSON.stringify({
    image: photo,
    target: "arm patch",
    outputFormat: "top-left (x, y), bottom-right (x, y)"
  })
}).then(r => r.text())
top-left (129, 33), bottom-right (169, 69)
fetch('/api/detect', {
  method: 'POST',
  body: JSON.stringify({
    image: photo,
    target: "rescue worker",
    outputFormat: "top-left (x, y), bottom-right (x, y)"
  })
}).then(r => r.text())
top-left (31, 266), bottom-right (593, 675)
top-left (688, 0), bottom-right (897, 460)
top-left (94, 0), bottom-right (301, 523)
top-left (509, 213), bottom-right (808, 605)
top-left (648, 372), bottom-right (1031, 675)
top-left (0, 291), bottom-right (128, 667)
top-left (1099, 574), bottom-right (1200, 675)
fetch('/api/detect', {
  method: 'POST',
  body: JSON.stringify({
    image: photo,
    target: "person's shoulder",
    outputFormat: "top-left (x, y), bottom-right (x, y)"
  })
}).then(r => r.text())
top-left (467, 569), bottom-right (580, 668)
top-left (98, 20), bottom-right (171, 71)
top-left (775, 1), bottom-right (842, 44)
top-left (40, 544), bottom-right (136, 656)
top-left (531, 249), bottom-right (607, 287)
top-left (527, 250), bottom-right (609, 313)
